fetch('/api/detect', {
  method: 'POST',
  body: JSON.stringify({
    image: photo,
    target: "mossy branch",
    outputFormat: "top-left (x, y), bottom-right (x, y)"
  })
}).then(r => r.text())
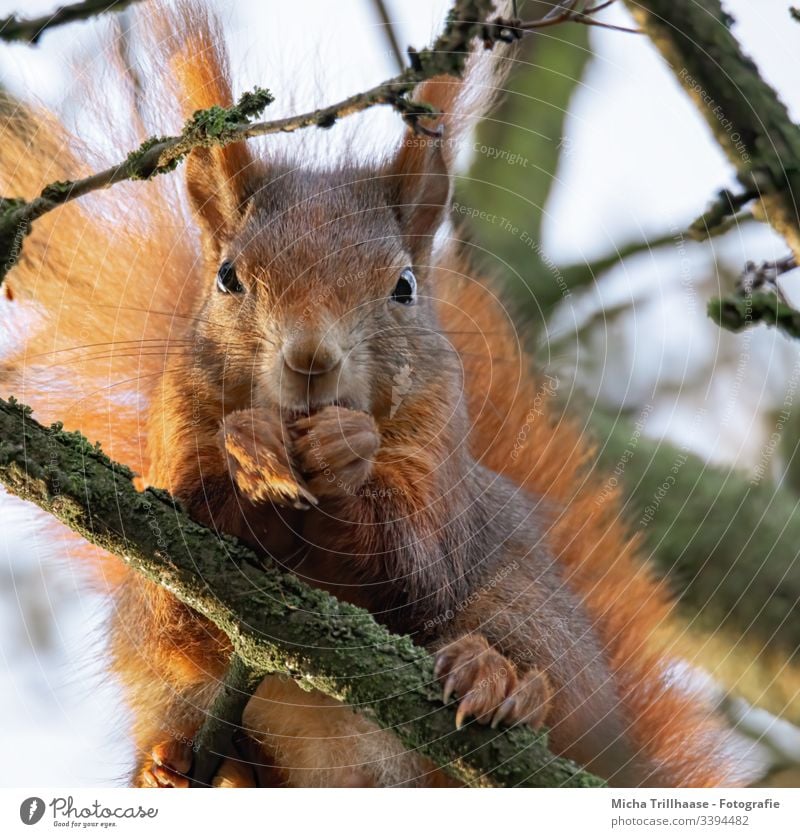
top-left (0, 397), bottom-right (603, 788)
top-left (624, 0), bottom-right (800, 256)
top-left (708, 289), bottom-right (800, 340)
top-left (623, 0), bottom-right (800, 337)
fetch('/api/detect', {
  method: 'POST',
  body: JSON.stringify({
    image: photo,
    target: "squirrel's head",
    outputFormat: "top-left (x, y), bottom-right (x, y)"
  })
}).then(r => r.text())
top-left (184, 80), bottom-right (465, 421)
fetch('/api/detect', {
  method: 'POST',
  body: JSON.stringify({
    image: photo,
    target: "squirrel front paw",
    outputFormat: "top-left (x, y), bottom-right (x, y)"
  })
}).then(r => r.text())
top-left (434, 635), bottom-right (552, 731)
top-left (219, 408), bottom-right (317, 509)
top-left (289, 406), bottom-right (380, 499)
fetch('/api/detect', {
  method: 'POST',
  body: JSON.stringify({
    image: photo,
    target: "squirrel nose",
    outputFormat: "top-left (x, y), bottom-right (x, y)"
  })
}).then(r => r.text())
top-left (283, 338), bottom-right (343, 376)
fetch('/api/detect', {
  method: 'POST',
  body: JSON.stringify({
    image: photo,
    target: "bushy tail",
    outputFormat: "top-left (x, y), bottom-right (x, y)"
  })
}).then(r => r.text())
top-left (0, 2), bottom-right (239, 477)
top-left (0, 3), bottom-right (241, 590)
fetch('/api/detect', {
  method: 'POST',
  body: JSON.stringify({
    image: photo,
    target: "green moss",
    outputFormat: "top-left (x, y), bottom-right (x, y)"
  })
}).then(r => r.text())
top-left (183, 86), bottom-right (274, 145)
top-left (0, 198), bottom-right (31, 283)
top-left (708, 289), bottom-right (800, 339)
top-left (122, 87), bottom-right (274, 181)
top-left (40, 180), bottom-right (74, 203)
top-left (124, 135), bottom-right (173, 180)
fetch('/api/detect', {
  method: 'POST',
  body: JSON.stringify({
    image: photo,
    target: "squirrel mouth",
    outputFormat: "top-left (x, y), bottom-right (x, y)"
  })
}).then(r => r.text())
top-left (282, 398), bottom-right (356, 420)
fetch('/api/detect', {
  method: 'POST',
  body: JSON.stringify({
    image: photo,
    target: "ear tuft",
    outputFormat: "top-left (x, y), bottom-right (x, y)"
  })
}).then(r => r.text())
top-left (185, 143), bottom-right (254, 258)
top-left (387, 52), bottom-right (510, 258)
top-left (389, 130), bottom-right (451, 259)
top-left (150, 0), bottom-right (258, 259)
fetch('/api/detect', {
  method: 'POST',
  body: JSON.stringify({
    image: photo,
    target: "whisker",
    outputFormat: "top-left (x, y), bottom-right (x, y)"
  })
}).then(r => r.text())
top-left (93, 304), bottom-right (269, 343)
top-left (43, 350), bottom-right (192, 370)
top-left (26, 338), bottom-right (195, 361)
top-left (62, 366), bottom-right (198, 412)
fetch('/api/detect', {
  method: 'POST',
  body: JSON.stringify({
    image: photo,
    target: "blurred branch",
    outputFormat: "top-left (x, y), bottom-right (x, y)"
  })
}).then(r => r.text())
top-left (709, 254), bottom-right (800, 339)
top-left (0, 396), bottom-right (602, 788)
top-left (370, 0), bottom-right (406, 72)
top-left (460, 1), bottom-right (594, 312)
top-left (0, 0), bottom-right (144, 44)
top-left (589, 410), bottom-right (800, 658)
top-left (521, 214), bottom-right (755, 325)
top-left (623, 0), bottom-right (800, 263)
top-left (689, 188), bottom-right (758, 240)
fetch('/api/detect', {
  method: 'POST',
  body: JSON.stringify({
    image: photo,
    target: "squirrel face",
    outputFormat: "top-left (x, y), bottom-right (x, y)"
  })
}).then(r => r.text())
top-left (189, 162), bottom-right (453, 422)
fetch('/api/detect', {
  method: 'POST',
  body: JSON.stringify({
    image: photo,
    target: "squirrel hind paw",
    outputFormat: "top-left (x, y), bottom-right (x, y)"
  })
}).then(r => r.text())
top-left (135, 740), bottom-right (192, 788)
top-left (434, 635), bottom-right (552, 731)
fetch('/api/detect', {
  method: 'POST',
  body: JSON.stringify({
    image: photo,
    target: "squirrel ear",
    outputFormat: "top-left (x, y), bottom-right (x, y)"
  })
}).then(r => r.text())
top-left (185, 142), bottom-right (254, 259)
top-left (388, 130), bottom-right (451, 259)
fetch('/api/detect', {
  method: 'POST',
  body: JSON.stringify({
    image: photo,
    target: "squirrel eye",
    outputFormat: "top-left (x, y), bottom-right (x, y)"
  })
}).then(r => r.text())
top-left (390, 268), bottom-right (417, 305)
top-left (216, 260), bottom-right (243, 294)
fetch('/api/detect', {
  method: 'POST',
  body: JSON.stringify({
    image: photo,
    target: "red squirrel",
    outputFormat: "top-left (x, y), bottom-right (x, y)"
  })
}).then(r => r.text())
top-left (1, 1), bottom-right (743, 787)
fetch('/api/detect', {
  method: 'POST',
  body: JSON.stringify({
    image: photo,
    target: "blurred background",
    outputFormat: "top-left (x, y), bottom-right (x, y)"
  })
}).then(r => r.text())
top-left (1, 0), bottom-right (799, 785)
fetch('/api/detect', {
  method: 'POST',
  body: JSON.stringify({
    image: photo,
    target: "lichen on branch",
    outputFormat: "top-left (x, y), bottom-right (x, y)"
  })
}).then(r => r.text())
top-left (0, 0), bottom-right (629, 285)
top-left (623, 0), bottom-right (800, 333)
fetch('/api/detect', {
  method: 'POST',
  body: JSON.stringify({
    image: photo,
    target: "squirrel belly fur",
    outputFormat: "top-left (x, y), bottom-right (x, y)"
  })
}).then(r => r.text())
top-left (0, 1), bottom-right (746, 787)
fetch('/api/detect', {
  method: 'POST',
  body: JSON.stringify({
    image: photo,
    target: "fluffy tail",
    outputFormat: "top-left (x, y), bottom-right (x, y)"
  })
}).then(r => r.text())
top-left (0, 2), bottom-right (238, 476)
top-left (0, 3), bottom-right (236, 588)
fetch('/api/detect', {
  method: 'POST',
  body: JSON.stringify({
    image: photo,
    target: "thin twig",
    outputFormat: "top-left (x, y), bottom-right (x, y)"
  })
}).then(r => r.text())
top-left (370, 0), bottom-right (406, 72)
top-left (0, 0), bottom-right (144, 44)
top-left (483, 0), bottom-right (642, 44)
top-left (710, 255), bottom-right (800, 338)
top-left (0, 0), bottom-right (491, 283)
top-left (0, 0), bottom-right (637, 284)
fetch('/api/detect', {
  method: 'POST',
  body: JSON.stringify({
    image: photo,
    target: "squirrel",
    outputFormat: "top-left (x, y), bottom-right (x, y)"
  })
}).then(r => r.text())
top-left (0, 1), bottom-right (747, 788)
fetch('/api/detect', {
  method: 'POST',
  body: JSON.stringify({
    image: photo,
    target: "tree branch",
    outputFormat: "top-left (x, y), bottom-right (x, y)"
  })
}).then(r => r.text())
top-left (0, 397), bottom-right (602, 788)
top-left (487, 0), bottom-right (642, 38)
top-left (190, 654), bottom-right (264, 788)
top-left (370, 0), bottom-right (406, 73)
top-left (590, 409), bottom-right (800, 658)
top-left (0, 0), bottom-right (494, 283)
top-left (0, 0), bottom-right (144, 44)
top-left (622, 1), bottom-right (800, 268)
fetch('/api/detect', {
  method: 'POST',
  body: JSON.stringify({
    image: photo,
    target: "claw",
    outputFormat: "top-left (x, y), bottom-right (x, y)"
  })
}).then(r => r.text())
top-left (433, 653), bottom-right (448, 680)
top-left (297, 485), bottom-right (319, 506)
top-left (442, 673), bottom-right (458, 704)
top-left (140, 770), bottom-right (158, 788)
top-left (455, 702), bottom-right (469, 730)
top-left (491, 697), bottom-right (515, 729)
